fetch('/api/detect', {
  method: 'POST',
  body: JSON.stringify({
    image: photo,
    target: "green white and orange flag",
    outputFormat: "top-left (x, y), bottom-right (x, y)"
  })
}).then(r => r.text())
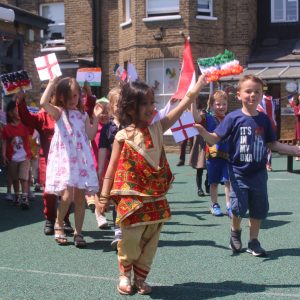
top-left (76, 67), bottom-right (102, 86)
top-left (197, 50), bottom-right (243, 82)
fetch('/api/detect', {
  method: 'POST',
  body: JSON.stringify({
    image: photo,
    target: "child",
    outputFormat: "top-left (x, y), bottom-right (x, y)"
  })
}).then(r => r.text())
top-left (40, 77), bottom-right (100, 247)
top-left (194, 75), bottom-right (300, 257)
top-left (199, 91), bottom-right (231, 217)
top-left (2, 100), bottom-right (32, 209)
top-left (16, 90), bottom-right (74, 235)
top-left (293, 94), bottom-right (300, 160)
top-left (96, 92), bottom-right (120, 229)
top-left (98, 75), bottom-right (207, 295)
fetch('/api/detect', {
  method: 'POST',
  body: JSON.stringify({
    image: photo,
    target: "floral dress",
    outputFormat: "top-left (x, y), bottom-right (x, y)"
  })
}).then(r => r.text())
top-left (45, 109), bottom-right (99, 195)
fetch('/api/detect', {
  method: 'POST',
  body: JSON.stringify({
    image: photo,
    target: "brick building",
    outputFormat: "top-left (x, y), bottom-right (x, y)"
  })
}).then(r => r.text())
top-left (0, 2), bottom-right (52, 106)
top-left (2, 0), bottom-right (299, 140)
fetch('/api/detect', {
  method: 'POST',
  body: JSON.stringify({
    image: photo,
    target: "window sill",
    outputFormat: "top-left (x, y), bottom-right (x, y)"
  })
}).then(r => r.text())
top-left (120, 19), bottom-right (132, 28)
top-left (196, 16), bottom-right (217, 21)
top-left (143, 15), bottom-right (181, 22)
top-left (41, 46), bottom-right (66, 52)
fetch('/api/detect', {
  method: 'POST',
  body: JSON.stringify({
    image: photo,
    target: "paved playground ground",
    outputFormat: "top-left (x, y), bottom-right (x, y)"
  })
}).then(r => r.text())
top-left (0, 153), bottom-right (300, 300)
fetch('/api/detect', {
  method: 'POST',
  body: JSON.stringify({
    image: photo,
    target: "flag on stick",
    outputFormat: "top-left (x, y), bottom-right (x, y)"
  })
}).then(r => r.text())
top-left (172, 38), bottom-right (196, 100)
top-left (76, 68), bottom-right (102, 86)
top-left (34, 53), bottom-right (62, 81)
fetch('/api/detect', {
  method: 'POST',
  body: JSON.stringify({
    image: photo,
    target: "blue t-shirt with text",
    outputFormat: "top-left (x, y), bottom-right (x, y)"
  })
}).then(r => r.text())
top-left (214, 109), bottom-right (276, 175)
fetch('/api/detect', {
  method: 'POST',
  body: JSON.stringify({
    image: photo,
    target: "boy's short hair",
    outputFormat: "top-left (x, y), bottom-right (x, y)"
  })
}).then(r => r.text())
top-left (208, 90), bottom-right (228, 108)
top-left (237, 75), bottom-right (265, 91)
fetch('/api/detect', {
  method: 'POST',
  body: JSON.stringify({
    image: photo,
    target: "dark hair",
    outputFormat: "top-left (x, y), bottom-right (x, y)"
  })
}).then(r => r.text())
top-left (293, 94), bottom-right (300, 106)
top-left (6, 100), bottom-right (16, 123)
top-left (117, 80), bottom-right (154, 127)
top-left (54, 77), bottom-right (83, 113)
top-left (237, 75), bottom-right (264, 91)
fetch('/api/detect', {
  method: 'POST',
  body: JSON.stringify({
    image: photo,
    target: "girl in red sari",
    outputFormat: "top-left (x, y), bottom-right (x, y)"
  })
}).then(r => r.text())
top-left (98, 75), bottom-right (207, 295)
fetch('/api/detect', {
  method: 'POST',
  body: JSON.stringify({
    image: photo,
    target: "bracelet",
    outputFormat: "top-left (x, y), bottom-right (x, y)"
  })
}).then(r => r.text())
top-left (98, 199), bottom-right (109, 204)
top-left (99, 193), bottom-right (110, 199)
top-left (103, 177), bottom-right (113, 180)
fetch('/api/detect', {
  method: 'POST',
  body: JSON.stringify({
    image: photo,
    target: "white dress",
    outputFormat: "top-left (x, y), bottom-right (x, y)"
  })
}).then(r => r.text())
top-left (45, 109), bottom-right (99, 195)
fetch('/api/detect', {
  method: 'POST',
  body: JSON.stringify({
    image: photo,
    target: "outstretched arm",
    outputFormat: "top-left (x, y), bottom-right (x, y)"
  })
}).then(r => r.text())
top-left (268, 141), bottom-right (300, 156)
top-left (193, 123), bottom-right (221, 146)
top-left (40, 77), bottom-right (61, 120)
top-left (160, 74), bottom-right (207, 132)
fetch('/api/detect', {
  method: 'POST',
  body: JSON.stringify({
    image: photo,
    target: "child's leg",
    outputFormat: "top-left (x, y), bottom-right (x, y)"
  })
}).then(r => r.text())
top-left (56, 187), bottom-right (72, 229)
top-left (249, 218), bottom-right (261, 240)
top-left (210, 183), bottom-right (218, 204)
top-left (73, 188), bottom-right (86, 236)
top-left (196, 168), bottom-right (204, 196)
top-left (224, 182), bottom-right (230, 206)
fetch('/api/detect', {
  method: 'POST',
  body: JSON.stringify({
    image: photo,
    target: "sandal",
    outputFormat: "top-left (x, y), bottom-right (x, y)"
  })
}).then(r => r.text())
top-left (73, 234), bottom-right (86, 248)
top-left (54, 226), bottom-right (68, 245)
top-left (117, 276), bottom-right (133, 295)
top-left (133, 279), bottom-right (152, 295)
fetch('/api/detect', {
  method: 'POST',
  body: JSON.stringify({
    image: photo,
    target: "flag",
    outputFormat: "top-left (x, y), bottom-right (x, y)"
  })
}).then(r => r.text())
top-left (0, 70), bottom-right (32, 95)
top-left (76, 67), bottom-right (102, 86)
top-left (113, 63), bottom-right (127, 81)
top-left (197, 50), bottom-right (243, 82)
top-left (34, 53), bottom-right (62, 81)
top-left (127, 62), bottom-right (138, 82)
top-left (288, 94), bottom-right (295, 107)
top-left (258, 95), bottom-right (277, 130)
top-left (171, 111), bottom-right (199, 143)
top-left (172, 38), bottom-right (196, 100)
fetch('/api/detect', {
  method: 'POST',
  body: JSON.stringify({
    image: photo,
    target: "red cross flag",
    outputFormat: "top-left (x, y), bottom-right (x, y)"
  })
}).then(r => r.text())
top-left (34, 53), bottom-right (62, 81)
top-left (171, 111), bottom-right (199, 143)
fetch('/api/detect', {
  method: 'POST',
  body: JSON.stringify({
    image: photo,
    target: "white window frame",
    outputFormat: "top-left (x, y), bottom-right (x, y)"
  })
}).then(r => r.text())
top-left (146, 58), bottom-right (180, 111)
top-left (40, 3), bottom-right (66, 51)
top-left (271, 0), bottom-right (299, 23)
top-left (143, 0), bottom-right (181, 22)
top-left (196, 0), bottom-right (217, 20)
top-left (120, 0), bottom-right (132, 28)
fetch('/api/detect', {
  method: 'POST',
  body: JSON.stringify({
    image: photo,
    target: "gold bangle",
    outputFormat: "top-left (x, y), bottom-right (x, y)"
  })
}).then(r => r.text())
top-left (99, 199), bottom-right (109, 204)
top-left (100, 193), bottom-right (110, 198)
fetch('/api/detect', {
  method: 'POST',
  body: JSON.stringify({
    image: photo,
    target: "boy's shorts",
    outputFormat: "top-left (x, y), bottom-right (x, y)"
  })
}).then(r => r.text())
top-left (206, 158), bottom-right (229, 185)
top-left (229, 169), bottom-right (269, 219)
top-left (8, 159), bottom-right (30, 181)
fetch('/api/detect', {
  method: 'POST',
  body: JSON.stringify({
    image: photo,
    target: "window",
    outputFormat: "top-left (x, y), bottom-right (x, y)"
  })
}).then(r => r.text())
top-left (197, 0), bottom-right (213, 17)
top-left (146, 0), bottom-right (179, 17)
top-left (146, 59), bottom-right (180, 111)
top-left (40, 3), bottom-right (65, 50)
top-left (271, 0), bottom-right (298, 23)
top-left (120, 0), bottom-right (131, 27)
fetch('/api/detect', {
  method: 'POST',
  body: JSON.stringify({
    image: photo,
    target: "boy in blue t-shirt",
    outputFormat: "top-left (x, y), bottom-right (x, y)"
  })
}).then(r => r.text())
top-left (195, 75), bottom-right (300, 257)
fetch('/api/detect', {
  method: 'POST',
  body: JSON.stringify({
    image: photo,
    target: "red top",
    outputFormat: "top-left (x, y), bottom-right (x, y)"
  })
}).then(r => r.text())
top-left (2, 122), bottom-right (32, 161)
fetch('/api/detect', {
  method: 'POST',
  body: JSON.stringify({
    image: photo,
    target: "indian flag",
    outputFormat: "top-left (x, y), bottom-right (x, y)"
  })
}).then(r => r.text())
top-left (76, 67), bottom-right (102, 86)
top-left (197, 50), bottom-right (243, 82)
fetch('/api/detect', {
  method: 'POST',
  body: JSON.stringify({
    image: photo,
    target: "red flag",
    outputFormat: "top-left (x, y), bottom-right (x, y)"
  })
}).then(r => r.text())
top-left (172, 38), bottom-right (196, 100)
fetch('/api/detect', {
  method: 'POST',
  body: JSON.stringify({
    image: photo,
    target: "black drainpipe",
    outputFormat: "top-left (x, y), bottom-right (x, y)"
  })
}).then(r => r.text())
top-left (92, 0), bottom-right (101, 97)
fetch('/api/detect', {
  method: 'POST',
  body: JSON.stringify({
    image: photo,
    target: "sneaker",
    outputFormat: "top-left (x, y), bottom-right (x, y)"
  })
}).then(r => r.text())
top-left (210, 203), bottom-right (223, 216)
top-left (13, 194), bottom-right (21, 205)
top-left (246, 239), bottom-right (266, 257)
top-left (44, 220), bottom-right (55, 235)
top-left (229, 229), bottom-right (242, 253)
top-left (20, 196), bottom-right (29, 210)
top-left (96, 212), bottom-right (109, 229)
top-left (63, 220), bottom-right (74, 234)
top-left (4, 193), bottom-right (13, 202)
top-left (197, 188), bottom-right (205, 197)
top-left (226, 206), bottom-right (233, 219)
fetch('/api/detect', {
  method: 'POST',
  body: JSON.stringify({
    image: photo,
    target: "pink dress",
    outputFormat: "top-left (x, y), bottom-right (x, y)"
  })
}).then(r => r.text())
top-left (45, 109), bottom-right (99, 195)
top-left (294, 105), bottom-right (300, 140)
